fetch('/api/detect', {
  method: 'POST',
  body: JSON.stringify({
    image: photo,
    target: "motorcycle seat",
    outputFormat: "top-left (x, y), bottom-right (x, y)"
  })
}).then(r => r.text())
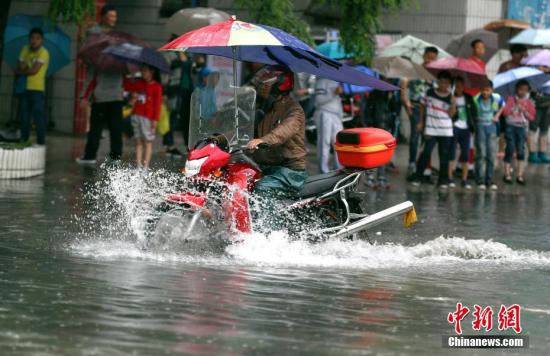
top-left (297, 170), bottom-right (349, 198)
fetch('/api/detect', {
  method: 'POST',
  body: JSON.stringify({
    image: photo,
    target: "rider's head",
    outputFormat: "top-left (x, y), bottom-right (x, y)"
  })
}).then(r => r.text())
top-left (251, 66), bottom-right (294, 100)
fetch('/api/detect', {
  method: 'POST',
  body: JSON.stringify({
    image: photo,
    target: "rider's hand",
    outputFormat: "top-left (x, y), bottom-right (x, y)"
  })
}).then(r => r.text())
top-left (247, 138), bottom-right (264, 150)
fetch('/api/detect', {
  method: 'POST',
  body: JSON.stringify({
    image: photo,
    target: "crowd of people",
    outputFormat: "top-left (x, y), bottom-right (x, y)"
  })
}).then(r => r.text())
top-left (12, 4), bottom-right (550, 192)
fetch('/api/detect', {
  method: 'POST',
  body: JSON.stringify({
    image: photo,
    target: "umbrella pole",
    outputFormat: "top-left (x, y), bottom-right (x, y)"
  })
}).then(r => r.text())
top-left (232, 46), bottom-right (239, 144)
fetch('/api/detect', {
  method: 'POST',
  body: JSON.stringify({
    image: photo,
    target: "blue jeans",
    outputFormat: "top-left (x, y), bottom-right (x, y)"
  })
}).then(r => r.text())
top-left (408, 103), bottom-right (421, 164)
top-left (450, 127), bottom-right (471, 163)
top-left (475, 124), bottom-right (497, 185)
top-left (414, 135), bottom-right (453, 185)
top-left (504, 125), bottom-right (527, 163)
top-left (20, 90), bottom-right (45, 144)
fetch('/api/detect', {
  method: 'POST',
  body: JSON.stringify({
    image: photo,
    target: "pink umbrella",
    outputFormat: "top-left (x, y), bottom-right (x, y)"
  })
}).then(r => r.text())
top-left (522, 49), bottom-right (550, 67)
top-left (426, 57), bottom-right (489, 88)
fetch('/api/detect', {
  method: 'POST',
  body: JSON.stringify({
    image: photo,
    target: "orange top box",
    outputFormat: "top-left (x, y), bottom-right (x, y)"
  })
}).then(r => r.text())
top-left (334, 128), bottom-right (396, 169)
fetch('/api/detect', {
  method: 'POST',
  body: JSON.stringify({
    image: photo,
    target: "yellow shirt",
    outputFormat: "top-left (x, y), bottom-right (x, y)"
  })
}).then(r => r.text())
top-left (18, 45), bottom-right (49, 92)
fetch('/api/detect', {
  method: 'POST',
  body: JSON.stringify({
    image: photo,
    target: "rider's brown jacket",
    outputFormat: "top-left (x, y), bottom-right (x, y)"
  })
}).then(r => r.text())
top-left (253, 95), bottom-right (306, 170)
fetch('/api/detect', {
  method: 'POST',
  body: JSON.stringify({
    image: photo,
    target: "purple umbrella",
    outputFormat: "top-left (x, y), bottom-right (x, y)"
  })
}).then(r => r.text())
top-left (522, 49), bottom-right (550, 67)
top-left (79, 31), bottom-right (148, 73)
top-left (103, 43), bottom-right (169, 73)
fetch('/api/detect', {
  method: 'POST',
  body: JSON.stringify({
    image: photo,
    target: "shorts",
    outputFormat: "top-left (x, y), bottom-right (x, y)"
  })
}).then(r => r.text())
top-left (131, 115), bottom-right (156, 141)
top-left (530, 105), bottom-right (550, 134)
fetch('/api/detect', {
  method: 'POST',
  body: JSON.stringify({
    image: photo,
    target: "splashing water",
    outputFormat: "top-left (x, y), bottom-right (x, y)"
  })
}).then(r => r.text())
top-left (68, 167), bottom-right (550, 271)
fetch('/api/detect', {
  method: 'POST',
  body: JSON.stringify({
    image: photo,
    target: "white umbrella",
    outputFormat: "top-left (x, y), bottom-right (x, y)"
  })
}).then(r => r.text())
top-left (381, 35), bottom-right (450, 64)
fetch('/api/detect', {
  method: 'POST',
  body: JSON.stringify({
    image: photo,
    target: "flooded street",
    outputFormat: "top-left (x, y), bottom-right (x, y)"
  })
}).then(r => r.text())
top-left (1, 136), bottom-right (549, 355)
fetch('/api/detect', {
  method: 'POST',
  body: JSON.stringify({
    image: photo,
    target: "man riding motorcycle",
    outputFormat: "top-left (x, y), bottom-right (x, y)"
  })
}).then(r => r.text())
top-left (246, 66), bottom-right (307, 198)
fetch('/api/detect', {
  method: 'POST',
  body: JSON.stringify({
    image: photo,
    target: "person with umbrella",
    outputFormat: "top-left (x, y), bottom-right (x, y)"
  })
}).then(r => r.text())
top-left (123, 64), bottom-right (163, 170)
top-left (14, 27), bottom-right (49, 145)
top-left (464, 39), bottom-right (487, 97)
top-left (410, 70), bottom-right (456, 189)
top-left (77, 4), bottom-right (124, 165)
top-left (246, 66), bottom-right (307, 198)
top-left (498, 44), bottom-right (528, 73)
top-left (501, 79), bottom-right (536, 185)
top-left (399, 46), bottom-right (438, 178)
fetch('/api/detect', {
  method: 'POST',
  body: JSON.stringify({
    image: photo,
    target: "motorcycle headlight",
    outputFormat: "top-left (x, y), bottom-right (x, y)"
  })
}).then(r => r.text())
top-left (184, 156), bottom-right (208, 177)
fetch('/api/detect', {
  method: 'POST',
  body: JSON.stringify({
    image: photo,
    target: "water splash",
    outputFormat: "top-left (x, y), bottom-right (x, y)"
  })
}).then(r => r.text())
top-left (68, 167), bottom-right (550, 271)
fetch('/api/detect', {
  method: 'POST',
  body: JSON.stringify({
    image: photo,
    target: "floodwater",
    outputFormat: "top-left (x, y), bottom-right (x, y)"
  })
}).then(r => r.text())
top-left (1, 136), bottom-right (549, 355)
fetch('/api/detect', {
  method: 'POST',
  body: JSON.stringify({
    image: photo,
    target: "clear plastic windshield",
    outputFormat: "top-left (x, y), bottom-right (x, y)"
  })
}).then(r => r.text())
top-left (188, 81), bottom-right (256, 150)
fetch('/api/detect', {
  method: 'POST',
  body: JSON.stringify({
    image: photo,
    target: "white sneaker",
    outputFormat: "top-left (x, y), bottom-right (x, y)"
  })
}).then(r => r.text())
top-left (438, 184), bottom-right (449, 190)
top-left (478, 184), bottom-right (486, 191)
top-left (490, 183), bottom-right (498, 191)
top-left (449, 181), bottom-right (456, 188)
top-left (76, 157), bottom-right (96, 165)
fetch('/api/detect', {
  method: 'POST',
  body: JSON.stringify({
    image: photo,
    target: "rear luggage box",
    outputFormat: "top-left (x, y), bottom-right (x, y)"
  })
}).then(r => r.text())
top-left (335, 128), bottom-right (396, 169)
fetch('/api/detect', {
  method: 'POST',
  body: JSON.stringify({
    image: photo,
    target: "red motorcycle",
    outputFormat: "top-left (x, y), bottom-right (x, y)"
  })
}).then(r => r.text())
top-left (150, 87), bottom-right (416, 247)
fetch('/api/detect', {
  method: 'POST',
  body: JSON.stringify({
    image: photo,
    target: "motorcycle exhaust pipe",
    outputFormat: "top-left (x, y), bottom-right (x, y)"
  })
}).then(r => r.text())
top-left (329, 201), bottom-right (416, 239)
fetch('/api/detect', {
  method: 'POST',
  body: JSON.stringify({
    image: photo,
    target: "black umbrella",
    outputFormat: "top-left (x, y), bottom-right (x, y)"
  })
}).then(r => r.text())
top-left (103, 43), bottom-right (169, 73)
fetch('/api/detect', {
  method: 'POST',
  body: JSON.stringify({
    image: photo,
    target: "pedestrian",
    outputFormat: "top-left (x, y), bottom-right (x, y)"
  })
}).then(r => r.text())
top-left (15, 28), bottom-right (49, 145)
top-left (411, 70), bottom-right (456, 189)
top-left (449, 76), bottom-right (476, 189)
top-left (502, 80), bottom-right (536, 185)
top-left (400, 46), bottom-right (438, 178)
top-left (77, 4), bottom-right (124, 165)
top-left (497, 44), bottom-right (528, 161)
top-left (464, 39), bottom-right (486, 97)
top-left (528, 83), bottom-right (550, 163)
top-left (473, 81), bottom-right (505, 191)
top-left (124, 65), bottom-right (163, 170)
top-left (313, 77), bottom-right (343, 174)
top-left (498, 44), bottom-right (528, 74)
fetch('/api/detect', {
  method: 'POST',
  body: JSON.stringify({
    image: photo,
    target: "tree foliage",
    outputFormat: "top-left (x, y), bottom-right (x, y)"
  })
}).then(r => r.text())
top-left (48, 0), bottom-right (95, 24)
top-left (326, 0), bottom-right (415, 62)
top-left (234, 0), bottom-right (314, 45)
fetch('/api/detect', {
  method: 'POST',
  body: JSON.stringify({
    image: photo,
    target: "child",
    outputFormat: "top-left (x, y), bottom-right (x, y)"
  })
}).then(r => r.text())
top-left (124, 65), bottom-right (163, 170)
top-left (473, 81), bottom-right (504, 191)
top-left (411, 70), bottom-right (456, 189)
top-left (449, 76), bottom-right (476, 189)
top-left (502, 79), bottom-right (536, 185)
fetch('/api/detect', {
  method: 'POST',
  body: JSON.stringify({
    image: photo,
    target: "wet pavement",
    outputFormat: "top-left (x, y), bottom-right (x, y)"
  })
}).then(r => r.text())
top-left (1, 134), bottom-right (549, 355)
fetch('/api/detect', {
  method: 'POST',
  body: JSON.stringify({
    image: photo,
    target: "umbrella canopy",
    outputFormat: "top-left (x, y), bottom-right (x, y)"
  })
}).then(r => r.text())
top-left (160, 17), bottom-right (395, 90)
top-left (522, 49), bottom-right (550, 67)
top-left (316, 40), bottom-right (353, 60)
top-left (371, 56), bottom-right (434, 81)
top-left (446, 29), bottom-right (499, 62)
top-left (165, 7), bottom-right (230, 37)
top-left (381, 35), bottom-right (450, 64)
top-left (484, 19), bottom-right (530, 48)
top-left (493, 67), bottom-right (550, 97)
top-left (79, 31), bottom-right (148, 73)
top-left (426, 57), bottom-right (489, 88)
top-left (103, 43), bottom-right (169, 73)
top-left (3, 15), bottom-right (70, 76)
top-left (509, 29), bottom-right (550, 46)
top-left (342, 65), bottom-right (377, 94)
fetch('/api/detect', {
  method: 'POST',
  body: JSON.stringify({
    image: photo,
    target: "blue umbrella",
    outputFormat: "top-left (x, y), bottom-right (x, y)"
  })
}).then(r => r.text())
top-left (493, 67), bottom-right (550, 97)
top-left (316, 40), bottom-right (353, 60)
top-left (3, 15), bottom-right (71, 76)
top-left (103, 43), bottom-right (169, 73)
top-left (342, 65), bottom-right (377, 94)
